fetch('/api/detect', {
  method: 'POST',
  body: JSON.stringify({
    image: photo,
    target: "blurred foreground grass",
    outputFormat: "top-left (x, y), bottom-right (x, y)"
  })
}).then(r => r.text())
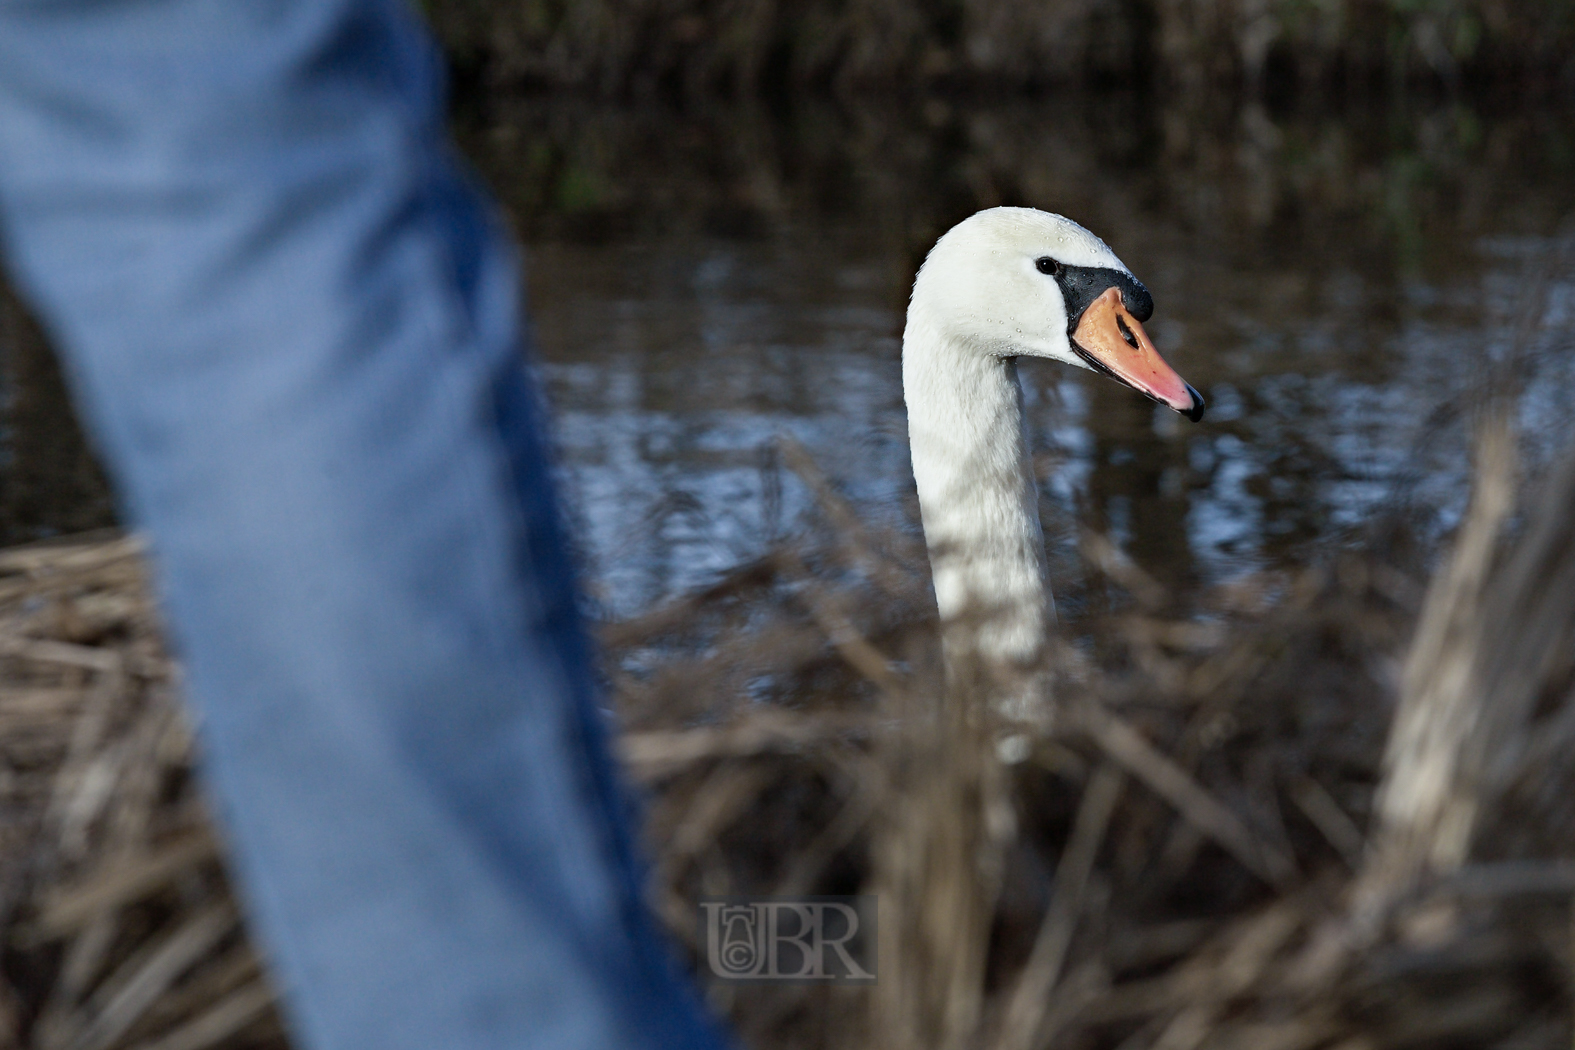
top-left (1, 418), bottom-right (1573, 1050)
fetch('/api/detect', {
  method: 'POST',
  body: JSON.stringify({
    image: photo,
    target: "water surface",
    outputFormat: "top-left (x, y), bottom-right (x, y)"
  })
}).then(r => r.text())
top-left (474, 94), bottom-right (1575, 616)
top-left (2, 92), bottom-right (1572, 620)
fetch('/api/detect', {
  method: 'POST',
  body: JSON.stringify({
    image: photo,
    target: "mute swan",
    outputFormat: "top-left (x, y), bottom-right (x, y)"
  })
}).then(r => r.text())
top-left (904, 207), bottom-right (1203, 706)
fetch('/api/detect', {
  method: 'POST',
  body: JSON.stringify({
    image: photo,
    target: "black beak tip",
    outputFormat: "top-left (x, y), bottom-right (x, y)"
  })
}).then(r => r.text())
top-left (1182, 383), bottom-right (1206, 423)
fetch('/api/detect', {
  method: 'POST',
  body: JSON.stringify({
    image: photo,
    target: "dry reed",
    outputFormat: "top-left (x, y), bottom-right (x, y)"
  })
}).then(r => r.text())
top-left (1, 422), bottom-right (1574, 1050)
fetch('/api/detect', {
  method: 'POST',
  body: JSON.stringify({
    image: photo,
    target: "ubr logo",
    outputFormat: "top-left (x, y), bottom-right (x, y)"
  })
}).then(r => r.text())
top-left (699, 897), bottom-right (877, 982)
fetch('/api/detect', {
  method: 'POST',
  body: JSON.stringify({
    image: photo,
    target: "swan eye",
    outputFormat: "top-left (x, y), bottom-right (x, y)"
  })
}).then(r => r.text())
top-left (1035, 257), bottom-right (1061, 276)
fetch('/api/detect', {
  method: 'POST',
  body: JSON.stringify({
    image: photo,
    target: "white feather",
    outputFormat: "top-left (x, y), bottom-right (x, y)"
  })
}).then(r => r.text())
top-left (903, 207), bottom-right (1136, 691)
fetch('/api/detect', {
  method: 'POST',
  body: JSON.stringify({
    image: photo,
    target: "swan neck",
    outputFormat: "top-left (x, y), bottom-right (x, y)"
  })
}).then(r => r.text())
top-left (903, 314), bottom-right (1051, 677)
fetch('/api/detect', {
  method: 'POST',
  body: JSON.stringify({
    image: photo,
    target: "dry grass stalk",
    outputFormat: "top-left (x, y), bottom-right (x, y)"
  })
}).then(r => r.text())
top-left (995, 759), bottom-right (1123, 1050)
top-left (1367, 412), bottom-right (1520, 891)
top-left (871, 658), bottom-right (1004, 1050)
top-left (1074, 700), bottom-right (1296, 888)
top-left (1334, 413), bottom-right (1575, 978)
top-left (130, 982), bottom-right (274, 1050)
top-left (2, 427), bottom-right (1574, 1050)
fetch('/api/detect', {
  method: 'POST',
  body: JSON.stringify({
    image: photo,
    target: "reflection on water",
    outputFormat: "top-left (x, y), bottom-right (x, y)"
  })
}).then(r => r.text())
top-left (475, 93), bottom-right (1575, 616)
top-left (525, 235), bottom-right (915, 615)
top-left (2, 93), bottom-right (1572, 618)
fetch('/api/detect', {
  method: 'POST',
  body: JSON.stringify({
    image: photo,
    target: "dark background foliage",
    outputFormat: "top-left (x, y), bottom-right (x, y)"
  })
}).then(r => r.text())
top-left (422, 0), bottom-right (1575, 98)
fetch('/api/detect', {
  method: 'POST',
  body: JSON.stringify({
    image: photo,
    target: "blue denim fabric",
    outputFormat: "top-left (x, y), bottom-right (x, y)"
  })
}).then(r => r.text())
top-left (0, 2), bottom-right (728, 1048)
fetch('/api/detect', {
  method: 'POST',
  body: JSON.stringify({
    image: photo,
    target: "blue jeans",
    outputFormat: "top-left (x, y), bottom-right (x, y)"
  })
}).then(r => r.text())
top-left (0, 2), bottom-right (728, 1048)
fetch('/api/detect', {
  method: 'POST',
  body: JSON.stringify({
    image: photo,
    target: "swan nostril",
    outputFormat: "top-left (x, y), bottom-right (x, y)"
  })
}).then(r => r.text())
top-left (1116, 314), bottom-right (1139, 349)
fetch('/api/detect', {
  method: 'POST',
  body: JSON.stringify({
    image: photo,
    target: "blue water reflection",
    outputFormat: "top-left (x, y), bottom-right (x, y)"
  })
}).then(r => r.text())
top-left (528, 225), bottom-right (1574, 618)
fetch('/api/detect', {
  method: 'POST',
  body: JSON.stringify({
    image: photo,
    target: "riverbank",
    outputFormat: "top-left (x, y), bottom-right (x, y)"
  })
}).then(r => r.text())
top-left (1, 424), bottom-right (1572, 1050)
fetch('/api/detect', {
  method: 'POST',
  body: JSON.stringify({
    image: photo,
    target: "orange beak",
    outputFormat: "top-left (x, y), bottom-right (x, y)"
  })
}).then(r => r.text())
top-left (1071, 287), bottom-right (1204, 421)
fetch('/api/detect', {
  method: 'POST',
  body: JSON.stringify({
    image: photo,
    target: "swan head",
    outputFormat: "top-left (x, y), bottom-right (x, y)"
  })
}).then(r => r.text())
top-left (910, 206), bottom-right (1204, 421)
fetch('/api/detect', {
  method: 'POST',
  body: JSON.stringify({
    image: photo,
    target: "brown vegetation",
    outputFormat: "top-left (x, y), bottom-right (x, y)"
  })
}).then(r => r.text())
top-left (1, 413), bottom-right (1573, 1049)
